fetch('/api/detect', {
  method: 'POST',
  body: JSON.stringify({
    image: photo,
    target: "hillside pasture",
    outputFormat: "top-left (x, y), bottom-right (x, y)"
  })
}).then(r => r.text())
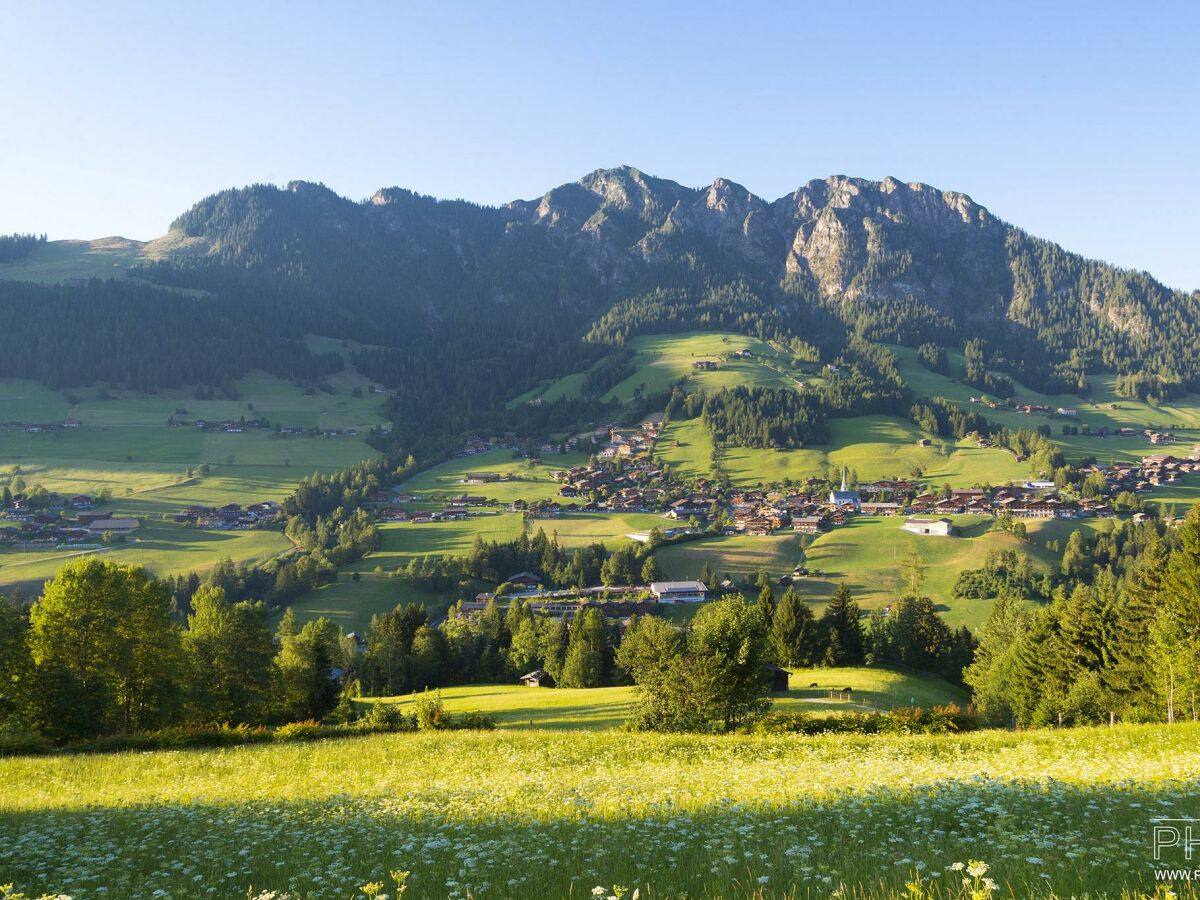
top-left (697, 413), bottom-right (1030, 488)
top-left (792, 515), bottom-right (1033, 628)
top-left (370, 666), bottom-right (967, 729)
top-left (891, 345), bottom-right (1200, 461)
top-left (393, 448), bottom-right (588, 507)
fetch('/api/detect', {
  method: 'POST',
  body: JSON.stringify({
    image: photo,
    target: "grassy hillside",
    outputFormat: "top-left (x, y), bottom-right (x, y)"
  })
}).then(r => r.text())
top-left (512, 331), bottom-right (819, 407)
top-left (3, 723), bottom-right (1197, 897)
top-left (370, 666), bottom-right (967, 729)
top-left (892, 345), bottom-right (1200, 461)
top-left (659, 516), bottom-right (1041, 629)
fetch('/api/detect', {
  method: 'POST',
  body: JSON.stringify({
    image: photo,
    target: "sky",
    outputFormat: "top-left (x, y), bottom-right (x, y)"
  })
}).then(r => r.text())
top-left (1, 1), bottom-right (1198, 289)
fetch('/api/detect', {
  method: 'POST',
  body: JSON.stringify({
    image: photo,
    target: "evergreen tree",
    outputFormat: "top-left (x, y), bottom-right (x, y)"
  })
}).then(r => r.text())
top-left (559, 608), bottom-right (606, 688)
top-left (756, 584), bottom-right (775, 630)
top-left (819, 585), bottom-right (864, 665)
top-left (770, 587), bottom-right (816, 667)
top-left (541, 617), bottom-right (569, 683)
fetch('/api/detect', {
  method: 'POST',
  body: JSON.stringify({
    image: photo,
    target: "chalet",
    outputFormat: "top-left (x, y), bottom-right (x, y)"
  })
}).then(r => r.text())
top-left (650, 580), bottom-right (708, 603)
top-left (692, 360), bottom-right (718, 370)
top-left (858, 502), bottom-right (901, 516)
top-left (506, 571), bottom-right (542, 588)
top-left (463, 472), bottom-right (503, 484)
top-left (902, 517), bottom-right (954, 536)
top-left (520, 669), bottom-right (555, 688)
top-left (1056, 407), bottom-right (1077, 417)
top-left (69, 495), bottom-right (95, 510)
top-left (792, 515), bottom-right (824, 534)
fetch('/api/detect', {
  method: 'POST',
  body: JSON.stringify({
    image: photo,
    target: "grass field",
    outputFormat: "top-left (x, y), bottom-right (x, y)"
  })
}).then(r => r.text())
top-left (394, 448), bottom-right (590, 507)
top-left (792, 515), bottom-right (1029, 629)
top-left (512, 331), bottom-right (819, 407)
top-left (659, 413), bottom-right (1030, 489)
top-left (0, 364), bottom-right (385, 594)
top-left (657, 516), bottom-right (1040, 630)
top-left (891, 345), bottom-right (1200, 462)
top-left (286, 511), bottom-right (668, 629)
top-left (370, 666), bottom-right (968, 728)
top-left (656, 532), bottom-right (806, 582)
top-left (3, 722), bottom-right (1198, 897)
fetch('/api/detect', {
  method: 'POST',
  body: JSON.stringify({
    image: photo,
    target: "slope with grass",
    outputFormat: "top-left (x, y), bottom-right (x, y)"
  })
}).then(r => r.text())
top-left (791, 515), bottom-right (1033, 629)
top-left (512, 331), bottom-right (817, 407)
top-left (892, 345), bottom-right (1200, 461)
top-left (369, 665), bottom-right (967, 729)
top-left (3, 722), bottom-right (1197, 897)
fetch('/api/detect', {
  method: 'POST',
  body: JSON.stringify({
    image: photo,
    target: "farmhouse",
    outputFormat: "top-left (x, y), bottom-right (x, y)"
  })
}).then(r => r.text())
top-left (902, 517), bottom-right (954, 536)
top-left (858, 502), bottom-right (901, 516)
top-left (792, 515), bottom-right (824, 534)
top-left (650, 580), bottom-right (708, 603)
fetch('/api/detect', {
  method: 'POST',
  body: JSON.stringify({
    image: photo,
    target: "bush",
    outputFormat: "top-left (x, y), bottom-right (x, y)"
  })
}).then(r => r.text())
top-left (446, 711), bottom-right (496, 731)
top-left (413, 690), bottom-right (445, 731)
top-left (0, 732), bottom-right (53, 756)
top-left (272, 720), bottom-right (326, 742)
top-left (356, 702), bottom-right (416, 732)
top-left (749, 704), bottom-right (979, 736)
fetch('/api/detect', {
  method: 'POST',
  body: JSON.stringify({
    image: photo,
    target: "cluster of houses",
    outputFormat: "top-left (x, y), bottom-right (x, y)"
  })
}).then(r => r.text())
top-left (594, 421), bottom-right (660, 460)
top-left (167, 415), bottom-right (360, 438)
top-left (174, 501), bottom-right (281, 529)
top-left (0, 418), bottom-right (81, 433)
top-left (1, 496), bottom-right (138, 548)
top-left (458, 576), bottom-right (709, 622)
top-left (967, 396), bottom-right (1184, 445)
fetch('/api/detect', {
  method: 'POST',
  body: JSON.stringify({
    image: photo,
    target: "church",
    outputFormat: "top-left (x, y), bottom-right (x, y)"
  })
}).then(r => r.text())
top-left (828, 468), bottom-right (861, 510)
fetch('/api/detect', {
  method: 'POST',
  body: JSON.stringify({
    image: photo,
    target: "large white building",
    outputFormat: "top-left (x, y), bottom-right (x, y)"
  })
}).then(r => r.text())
top-left (650, 580), bottom-right (709, 603)
top-left (902, 516), bottom-right (954, 536)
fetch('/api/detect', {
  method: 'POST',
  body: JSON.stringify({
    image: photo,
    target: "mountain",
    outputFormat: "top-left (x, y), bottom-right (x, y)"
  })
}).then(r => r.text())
top-left (1, 166), bottom-right (1198, 445)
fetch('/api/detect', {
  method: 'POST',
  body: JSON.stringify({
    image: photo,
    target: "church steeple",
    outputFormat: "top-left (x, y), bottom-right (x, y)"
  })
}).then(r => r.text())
top-left (840, 466), bottom-right (848, 492)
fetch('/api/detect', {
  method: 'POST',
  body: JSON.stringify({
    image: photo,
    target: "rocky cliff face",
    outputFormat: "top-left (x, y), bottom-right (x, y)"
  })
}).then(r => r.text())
top-left (161, 165), bottom-right (1191, 358)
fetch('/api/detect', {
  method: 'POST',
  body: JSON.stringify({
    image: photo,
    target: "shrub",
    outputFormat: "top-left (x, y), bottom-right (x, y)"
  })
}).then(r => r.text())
top-left (413, 691), bottom-right (445, 731)
top-left (0, 732), bottom-right (53, 756)
top-left (356, 702), bottom-right (416, 732)
top-left (446, 711), bottom-right (496, 731)
top-left (272, 721), bottom-right (326, 742)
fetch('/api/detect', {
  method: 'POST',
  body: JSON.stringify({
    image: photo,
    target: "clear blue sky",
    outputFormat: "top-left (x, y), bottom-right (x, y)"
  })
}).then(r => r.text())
top-left (2, 1), bottom-right (1197, 288)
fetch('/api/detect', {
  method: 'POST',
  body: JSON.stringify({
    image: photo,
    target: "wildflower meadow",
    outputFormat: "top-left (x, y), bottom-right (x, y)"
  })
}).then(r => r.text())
top-left (4, 723), bottom-right (1200, 897)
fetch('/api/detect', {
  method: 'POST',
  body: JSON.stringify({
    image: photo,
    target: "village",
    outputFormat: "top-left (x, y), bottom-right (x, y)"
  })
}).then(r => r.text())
top-left (374, 411), bottom-right (1200, 540)
top-left (0, 492), bottom-right (139, 549)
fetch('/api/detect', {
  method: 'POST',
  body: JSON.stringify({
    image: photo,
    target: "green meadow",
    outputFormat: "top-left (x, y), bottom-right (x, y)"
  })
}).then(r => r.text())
top-left (288, 510), bottom-right (667, 629)
top-left (3, 722), bottom-right (1198, 897)
top-left (370, 665), bottom-right (968, 729)
top-left (0, 361), bottom-right (386, 593)
top-left (659, 516), bottom-right (1044, 630)
top-left (512, 331), bottom-right (819, 407)
top-left (891, 345), bottom-right (1200, 461)
top-left (394, 448), bottom-right (590, 507)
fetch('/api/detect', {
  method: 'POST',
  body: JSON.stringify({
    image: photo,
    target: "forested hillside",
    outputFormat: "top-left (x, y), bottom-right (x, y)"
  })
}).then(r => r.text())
top-left (1, 169), bottom-right (1198, 453)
